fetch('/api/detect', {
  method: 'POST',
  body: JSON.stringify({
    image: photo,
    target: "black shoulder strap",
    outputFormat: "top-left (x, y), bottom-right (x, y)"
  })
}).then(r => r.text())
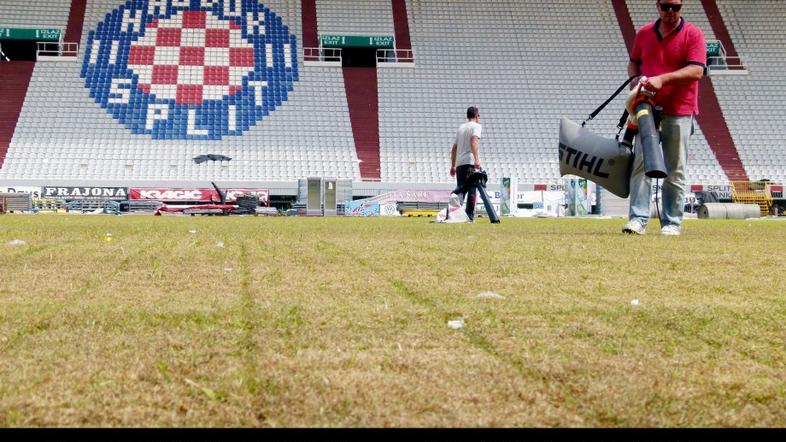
top-left (581, 76), bottom-right (638, 127)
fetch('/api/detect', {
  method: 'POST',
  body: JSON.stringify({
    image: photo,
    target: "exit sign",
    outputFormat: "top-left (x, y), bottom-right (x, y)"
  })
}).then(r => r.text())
top-left (0, 28), bottom-right (62, 41)
top-left (320, 34), bottom-right (394, 48)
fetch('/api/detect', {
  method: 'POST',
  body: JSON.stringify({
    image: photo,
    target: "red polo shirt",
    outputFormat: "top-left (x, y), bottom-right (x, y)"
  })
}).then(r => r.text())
top-left (631, 18), bottom-right (707, 116)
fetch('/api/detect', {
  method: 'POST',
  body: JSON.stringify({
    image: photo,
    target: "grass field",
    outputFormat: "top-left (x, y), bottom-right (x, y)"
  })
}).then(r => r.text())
top-left (1, 215), bottom-right (785, 427)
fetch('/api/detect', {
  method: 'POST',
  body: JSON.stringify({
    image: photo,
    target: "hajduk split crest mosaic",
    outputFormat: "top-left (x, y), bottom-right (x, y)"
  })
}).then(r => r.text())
top-left (81, 0), bottom-right (299, 140)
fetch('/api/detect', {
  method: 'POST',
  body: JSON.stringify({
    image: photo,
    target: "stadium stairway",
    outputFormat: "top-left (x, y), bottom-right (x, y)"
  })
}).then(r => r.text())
top-left (343, 67), bottom-right (381, 180)
top-left (391, 0), bottom-right (413, 62)
top-left (697, 0), bottom-right (748, 181)
top-left (0, 61), bottom-right (35, 169)
top-left (64, 0), bottom-right (86, 43)
top-left (696, 77), bottom-right (748, 181)
top-left (301, 0), bottom-right (319, 50)
top-left (612, 0), bottom-right (636, 52)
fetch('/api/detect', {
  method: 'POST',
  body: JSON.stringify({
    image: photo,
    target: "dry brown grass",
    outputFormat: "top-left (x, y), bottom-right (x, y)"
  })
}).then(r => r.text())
top-left (0, 215), bottom-right (784, 427)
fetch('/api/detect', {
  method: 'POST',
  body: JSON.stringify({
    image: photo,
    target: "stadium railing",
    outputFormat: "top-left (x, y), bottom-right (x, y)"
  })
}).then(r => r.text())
top-left (36, 41), bottom-right (79, 60)
top-left (304, 47), bottom-right (342, 65)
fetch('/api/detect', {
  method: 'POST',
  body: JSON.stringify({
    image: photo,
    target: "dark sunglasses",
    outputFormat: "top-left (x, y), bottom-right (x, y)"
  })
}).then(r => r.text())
top-left (658, 2), bottom-right (682, 12)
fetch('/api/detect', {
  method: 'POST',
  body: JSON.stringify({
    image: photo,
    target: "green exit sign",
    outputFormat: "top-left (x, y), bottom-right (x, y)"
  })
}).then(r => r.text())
top-left (706, 41), bottom-right (722, 56)
top-left (320, 35), bottom-right (394, 48)
top-left (0, 28), bottom-right (62, 41)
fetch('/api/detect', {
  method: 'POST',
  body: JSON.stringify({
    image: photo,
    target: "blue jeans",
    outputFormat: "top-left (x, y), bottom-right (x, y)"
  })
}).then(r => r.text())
top-left (628, 115), bottom-right (692, 228)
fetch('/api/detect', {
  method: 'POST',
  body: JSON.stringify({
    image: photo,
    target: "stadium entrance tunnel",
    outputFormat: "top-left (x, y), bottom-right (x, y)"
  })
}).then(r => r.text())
top-left (0, 39), bottom-right (38, 61)
top-left (341, 46), bottom-right (377, 68)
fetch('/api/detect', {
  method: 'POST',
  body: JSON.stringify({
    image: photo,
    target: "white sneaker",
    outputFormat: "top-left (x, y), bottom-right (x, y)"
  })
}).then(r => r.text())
top-left (661, 225), bottom-right (681, 236)
top-left (622, 220), bottom-right (646, 235)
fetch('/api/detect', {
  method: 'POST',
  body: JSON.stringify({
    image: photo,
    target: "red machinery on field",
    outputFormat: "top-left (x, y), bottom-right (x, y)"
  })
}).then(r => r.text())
top-left (155, 182), bottom-right (259, 216)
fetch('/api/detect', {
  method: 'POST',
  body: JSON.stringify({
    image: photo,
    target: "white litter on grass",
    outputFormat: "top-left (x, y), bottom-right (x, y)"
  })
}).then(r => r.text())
top-left (449, 193), bottom-right (461, 208)
top-left (6, 239), bottom-right (27, 247)
top-left (631, 299), bottom-right (640, 306)
top-left (224, 267), bottom-right (233, 272)
top-left (189, 229), bottom-right (197, 234)
top-left (477, 291), bottom-right (505, 300)
top-left (447, 318), bottom-right (465, 329)
top-left (512, 208), bottom-right (557, 218)
top-left (216, 241), bottom-right (224, 248)
top-left (435, 195), bottom-right (471, 223)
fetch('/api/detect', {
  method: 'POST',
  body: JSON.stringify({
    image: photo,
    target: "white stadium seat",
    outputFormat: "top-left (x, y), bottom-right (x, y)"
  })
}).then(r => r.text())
top-left (0, 0), bottom-right (783, 185)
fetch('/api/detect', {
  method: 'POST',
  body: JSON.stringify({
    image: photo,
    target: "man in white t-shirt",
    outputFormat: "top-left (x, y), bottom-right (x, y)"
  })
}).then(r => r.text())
top-left (450, 106), bottom-right (482, 221)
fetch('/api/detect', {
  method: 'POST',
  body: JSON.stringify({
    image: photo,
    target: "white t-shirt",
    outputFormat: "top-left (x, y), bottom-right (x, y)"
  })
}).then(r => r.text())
top-left (454, 121), bottom-right (482, 167)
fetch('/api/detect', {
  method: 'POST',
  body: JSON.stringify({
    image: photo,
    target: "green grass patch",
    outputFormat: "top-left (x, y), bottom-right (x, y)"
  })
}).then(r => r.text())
top-left (0, 215), bottom-right (784, 427)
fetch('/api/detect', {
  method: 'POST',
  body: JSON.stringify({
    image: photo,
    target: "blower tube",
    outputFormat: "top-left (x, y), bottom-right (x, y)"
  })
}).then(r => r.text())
top-left (633, 88), bottom-right (667, 179)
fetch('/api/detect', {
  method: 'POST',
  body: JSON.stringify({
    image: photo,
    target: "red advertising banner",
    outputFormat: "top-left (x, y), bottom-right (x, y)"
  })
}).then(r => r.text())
top-left (129, 188), bottom-right (269, 205)
top-left (224, 189), bottom-right (270, 206)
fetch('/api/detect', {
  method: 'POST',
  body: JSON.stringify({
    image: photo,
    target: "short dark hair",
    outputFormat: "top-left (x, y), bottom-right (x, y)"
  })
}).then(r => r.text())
top-left (467, 106), bottom-right (479, 119)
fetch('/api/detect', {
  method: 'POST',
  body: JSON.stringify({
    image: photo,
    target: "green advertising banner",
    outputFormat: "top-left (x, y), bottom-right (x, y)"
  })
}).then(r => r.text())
top-left (0, 28), bottom-right (62, 41)
top-left (320, 34), bottom-right (394, 48)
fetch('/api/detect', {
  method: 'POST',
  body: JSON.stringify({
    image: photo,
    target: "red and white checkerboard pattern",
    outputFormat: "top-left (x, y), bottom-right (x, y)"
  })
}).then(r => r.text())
top-left (128, 10), bottom-right (256, 105)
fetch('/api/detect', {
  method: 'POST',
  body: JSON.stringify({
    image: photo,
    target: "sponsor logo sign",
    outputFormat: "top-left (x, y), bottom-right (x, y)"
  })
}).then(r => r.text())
top-left (380, 203), bottom-right (399, 216)
top-left (0, 187), bottom-right (43, 198)
top-left (42, 186), bottom-right (128, 200)
top-left (364, 190), bottom-right (452, 204)
top-left (345, 200), bottom-right (380, 216)
top-left (129, 187), bottom-right (269, 204)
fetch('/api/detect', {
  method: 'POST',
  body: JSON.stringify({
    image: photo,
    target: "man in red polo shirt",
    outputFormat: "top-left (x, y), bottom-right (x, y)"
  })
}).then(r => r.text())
top-left (622, 0), bottom-right (706, 236)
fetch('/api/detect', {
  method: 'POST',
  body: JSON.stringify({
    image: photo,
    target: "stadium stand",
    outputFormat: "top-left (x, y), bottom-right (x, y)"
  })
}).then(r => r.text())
top-left (0, 0), bottom-right (783, 194)
top-left (711, 0), bottom-right (786, 183)
top-left (380, 0), bottom-right (726, 184)
top-left (0, 0), bottom-right (71, 29)
top-left (0, 0), bottom-right (362, 183)
top-left (316, 0), bottom-right (394, 36)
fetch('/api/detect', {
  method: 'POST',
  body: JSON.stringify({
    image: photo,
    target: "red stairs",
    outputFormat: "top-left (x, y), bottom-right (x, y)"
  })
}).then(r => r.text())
top-left (391, 0), bottom-right (413, 61)
top-left (696, 77), bottom-right (747, 180)
top-left (0, 62), bottom-right (36, 169)
top-left (343, 67), bottom-right (381, 180)
top-left (300, 0), bottom-right (319, 58)
top-left (65, 0), bottom-right (87, 44)
top-left (611, 0), bottom-right (636, 52)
